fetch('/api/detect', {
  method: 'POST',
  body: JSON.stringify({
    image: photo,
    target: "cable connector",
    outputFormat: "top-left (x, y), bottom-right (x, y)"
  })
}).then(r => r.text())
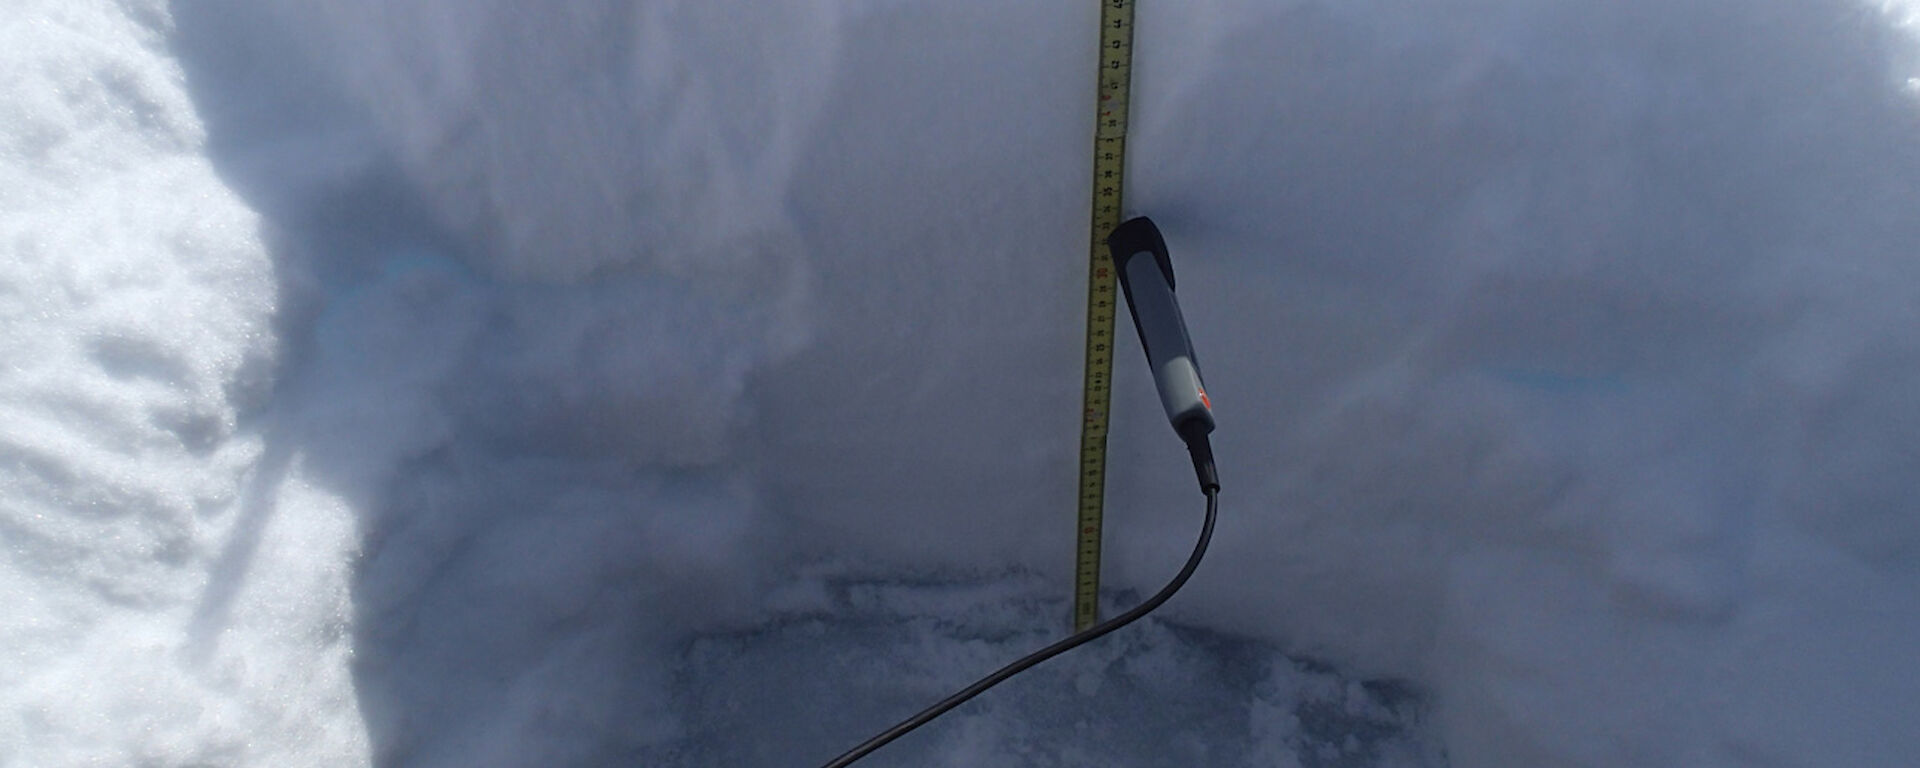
top-left (1177, 419), bottom-right (1219, 494)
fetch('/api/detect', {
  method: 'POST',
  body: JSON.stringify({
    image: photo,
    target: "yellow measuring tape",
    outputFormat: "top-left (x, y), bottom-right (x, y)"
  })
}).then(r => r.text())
top-left (1073, 0), bottom-right (1137, 631)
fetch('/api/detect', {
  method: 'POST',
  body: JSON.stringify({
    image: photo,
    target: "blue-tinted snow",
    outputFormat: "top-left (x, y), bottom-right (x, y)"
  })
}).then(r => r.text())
top-left (4, 1), bottom-right (1920, 766)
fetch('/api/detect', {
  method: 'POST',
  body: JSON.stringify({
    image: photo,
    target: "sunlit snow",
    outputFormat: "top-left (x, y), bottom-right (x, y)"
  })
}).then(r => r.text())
top-left (5, 0), bottom-right (1919, 766)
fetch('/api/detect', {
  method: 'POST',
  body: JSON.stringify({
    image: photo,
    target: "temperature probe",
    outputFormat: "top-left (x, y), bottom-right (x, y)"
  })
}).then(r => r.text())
top-left (817, 217), bottom-right (1219, 767)
top-left (1107, 216), bottom-right (1217, 484)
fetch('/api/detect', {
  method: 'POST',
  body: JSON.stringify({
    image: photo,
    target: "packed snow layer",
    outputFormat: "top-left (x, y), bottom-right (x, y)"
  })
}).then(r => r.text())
top-left (7, 0), bottom-right (1920, 766)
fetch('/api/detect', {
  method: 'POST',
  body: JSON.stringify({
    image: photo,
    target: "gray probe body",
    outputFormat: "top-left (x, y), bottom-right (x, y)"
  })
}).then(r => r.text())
top-left (1106, 217), bottom-right (1215, 445)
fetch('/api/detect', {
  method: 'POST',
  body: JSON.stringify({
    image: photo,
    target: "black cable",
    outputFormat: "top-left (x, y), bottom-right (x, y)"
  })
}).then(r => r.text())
top-left (817, 438), bottom-right (1219, 768)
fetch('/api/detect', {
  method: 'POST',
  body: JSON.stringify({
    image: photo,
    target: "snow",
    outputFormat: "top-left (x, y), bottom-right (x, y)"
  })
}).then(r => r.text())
top-left (4, 0), bottom-right (1920, 766)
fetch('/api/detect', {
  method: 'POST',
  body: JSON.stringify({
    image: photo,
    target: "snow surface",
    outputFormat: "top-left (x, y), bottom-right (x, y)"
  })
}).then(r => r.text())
top-left (5, 0), bottom-right (1920, 766)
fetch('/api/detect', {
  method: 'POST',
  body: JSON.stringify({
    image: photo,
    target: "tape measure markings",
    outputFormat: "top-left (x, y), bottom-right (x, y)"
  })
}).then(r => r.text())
top-left (1073, 0), bottom-right (1137, 632)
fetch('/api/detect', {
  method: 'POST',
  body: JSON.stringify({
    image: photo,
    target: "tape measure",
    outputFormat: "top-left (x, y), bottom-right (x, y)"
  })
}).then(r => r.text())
top-left (1073, 0), bottom-right (1137, 632)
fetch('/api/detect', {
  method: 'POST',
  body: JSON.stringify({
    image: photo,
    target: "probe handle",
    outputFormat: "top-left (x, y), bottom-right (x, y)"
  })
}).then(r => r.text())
top-left (1106, 217), bottom-right (1214, 443)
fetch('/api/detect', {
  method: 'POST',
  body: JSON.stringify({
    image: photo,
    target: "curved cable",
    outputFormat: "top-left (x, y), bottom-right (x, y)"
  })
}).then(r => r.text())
top-left (818, 483), bottom-right (1219, 768)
